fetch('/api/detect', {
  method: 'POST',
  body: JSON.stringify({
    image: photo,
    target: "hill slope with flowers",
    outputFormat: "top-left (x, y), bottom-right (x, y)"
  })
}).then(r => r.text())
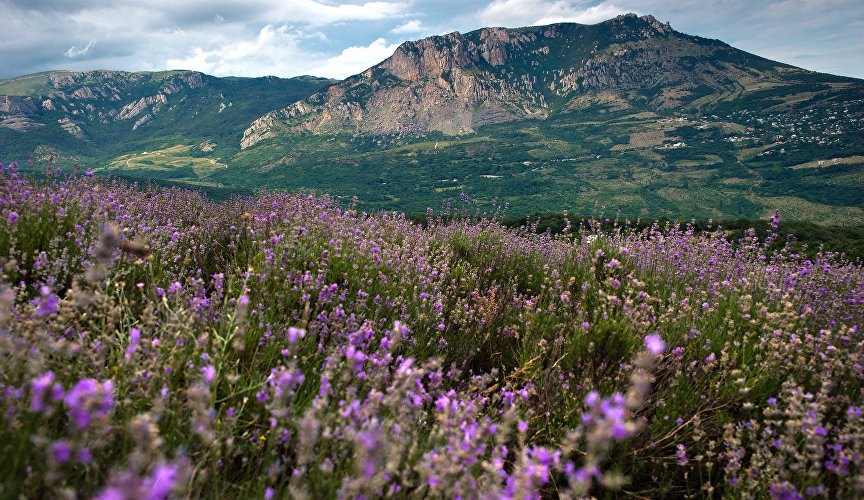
top-left (1, 165), bottom-right (864, 498)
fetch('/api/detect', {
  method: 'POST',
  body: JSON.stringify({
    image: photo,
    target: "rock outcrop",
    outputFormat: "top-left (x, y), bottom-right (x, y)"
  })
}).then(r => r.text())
top-left (1, 116), bottom-right (43, 131)
top-left (58, 117), bottom-right (89, 140)
top-left (0, 96), bottom-right (37, 114)
top-left (132, 113), bottom-right (152, 130)
top-left (117, 94), bottom-right (167, 121)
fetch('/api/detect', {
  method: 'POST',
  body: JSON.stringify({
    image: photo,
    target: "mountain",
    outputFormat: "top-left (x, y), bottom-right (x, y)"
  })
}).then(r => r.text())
top-left (0, 70), bottom-right (336, 170)
top-left (241, 14), bottom-right (859, 146)
top-left (1, 14), bottom-right (863, 223)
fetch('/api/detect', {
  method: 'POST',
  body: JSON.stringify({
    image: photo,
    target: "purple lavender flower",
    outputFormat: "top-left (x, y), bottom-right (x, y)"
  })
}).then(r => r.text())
top-left (287, 327), bottom-right (305, 343)
top-left (95, 487), bottom-right (124, 500)
top-left (31, 371), bottom-right (63, 412)
top-left (645, 334), bottom-right (666, 355)
top-left (202, 365), bottom-right (216, 383)
top-left (146, 463), bottom-right (178, 500)
top-left (36, 285), bottom-right (59, 316)
top-left (126, 327), bottom-right (142, 357)
top-left (676, 444), bottom-right (688, 465)
top-left (769, 481), bottom-right (803, 500)
top-left (64, 379), bottom-right (114, 428)
top-left (51, 440), bottom-right (71, 463)
top-left (7, 211), bottom-right (18, 224)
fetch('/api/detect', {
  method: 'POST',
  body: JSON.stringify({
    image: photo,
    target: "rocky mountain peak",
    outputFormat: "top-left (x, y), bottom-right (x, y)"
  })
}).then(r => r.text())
top-left (373, 27), bottom-right (535, 83)
top-left (638, 14), bottom-right (673, 34)
top-left (239, 14), bottom-right (804, 147)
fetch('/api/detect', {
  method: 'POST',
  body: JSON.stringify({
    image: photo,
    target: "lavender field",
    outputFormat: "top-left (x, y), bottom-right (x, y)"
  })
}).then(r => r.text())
top-left (1, 163), bottom-right (863, 499)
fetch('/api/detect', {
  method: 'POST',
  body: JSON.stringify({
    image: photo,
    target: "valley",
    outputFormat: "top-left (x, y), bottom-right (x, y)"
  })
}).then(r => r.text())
top-left (1, 14), bottom-right (863, 223)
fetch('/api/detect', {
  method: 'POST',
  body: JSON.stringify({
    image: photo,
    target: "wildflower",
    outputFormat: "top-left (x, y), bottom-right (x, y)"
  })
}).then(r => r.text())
top-left (148, 463), bottom-right (179, 500)
top-left (36, 285), bottom-right (59, 316)
top-left (126, 328), bottom-right (141, 357)
top-left (51, 441), bottom-right (71, 463)
top-left (769, 481), bottom-right (803, 500)
top-left (268, 366), bottom-right (304, 401)
top-left (7, 211), bottom-right (18, 224)
top-left (31, 371), bottom-right (63, 412)
top-left (287, 327), bottom-right (305, 343)
top-left (64, 379), bottom-right (114, 428)
top-left (202, 365), bottom-right (216, 383)
top-left (676, 444), bottom-right (688, 465)
top-left (645, 334), bottom-right (666, 355)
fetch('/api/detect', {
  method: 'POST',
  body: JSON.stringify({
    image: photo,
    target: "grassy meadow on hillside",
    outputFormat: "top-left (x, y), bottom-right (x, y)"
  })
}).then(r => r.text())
top-left (1, 164), bottom-right (864, 498)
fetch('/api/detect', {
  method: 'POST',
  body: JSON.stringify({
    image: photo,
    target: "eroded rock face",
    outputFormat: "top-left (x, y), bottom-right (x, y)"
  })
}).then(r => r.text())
top-left (58, 117), bottom-right (89, 140)
top-left (70, 87), bottom-right (97, 99)
top-left (1, 116), bottom-right (43, 131)
top-left (182, 72), bottom-right (205, 89)
top-left (132, 113), bottom-right (152, 130)
top-left (116, 94), bottom-right (167, 121)
top-left (0, 96), bottom-right (38, 114)
top-left (0, 96), bottom-right (41, 132)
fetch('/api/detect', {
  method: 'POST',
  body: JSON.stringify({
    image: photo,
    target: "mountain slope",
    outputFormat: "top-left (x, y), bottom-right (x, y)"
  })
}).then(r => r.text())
top-left (241, 13), bottom-right (860, 147)
top-left (0, 70), bottom-right (336, 165)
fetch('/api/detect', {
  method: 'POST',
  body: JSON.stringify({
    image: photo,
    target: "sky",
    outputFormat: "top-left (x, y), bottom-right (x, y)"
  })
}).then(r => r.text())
top-left (1, 0), bottom-right (862, 81)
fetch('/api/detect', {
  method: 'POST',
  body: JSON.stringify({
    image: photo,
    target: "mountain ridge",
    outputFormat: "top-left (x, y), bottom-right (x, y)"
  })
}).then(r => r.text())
top-left (0, 69), bottom-right (336, 165)
top-left (240, 13), bottom-right (857, 148)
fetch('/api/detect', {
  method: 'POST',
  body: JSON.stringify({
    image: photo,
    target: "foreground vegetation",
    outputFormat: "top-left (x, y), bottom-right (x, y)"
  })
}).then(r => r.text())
top-left (2, 164), bottom-right (864, 498)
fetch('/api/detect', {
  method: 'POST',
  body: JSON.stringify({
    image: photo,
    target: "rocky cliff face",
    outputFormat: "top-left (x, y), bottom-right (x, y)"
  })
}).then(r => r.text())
top-left (0, 96), bottom-right (38, 114)
top-left (242, 13), bottom-right (802, 147)
top-left (0, 96), bottom-right (43, 131)
top-left (241, 26), bottom-right (550, 145)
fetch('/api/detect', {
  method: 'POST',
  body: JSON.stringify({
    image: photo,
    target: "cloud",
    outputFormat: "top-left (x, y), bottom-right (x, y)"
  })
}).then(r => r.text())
top-left (534, 2), bottom-right (626, 25)
top-left (272, 0), bottom-right (409, 25)
top-left (0, 0), bottom-right (862, 80)
top-left (165, 24), bottom-right (312, 77)
top-left (64, 40), bottom-right (95, 58)
top-left (391, 19), bottom-right (425, 33)
top-left (309, 37), bottom-right (401, 78)
top-left (477, 0), bottom-right (626, 27)
top-left (164, 24), bottom-right (397, 79)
